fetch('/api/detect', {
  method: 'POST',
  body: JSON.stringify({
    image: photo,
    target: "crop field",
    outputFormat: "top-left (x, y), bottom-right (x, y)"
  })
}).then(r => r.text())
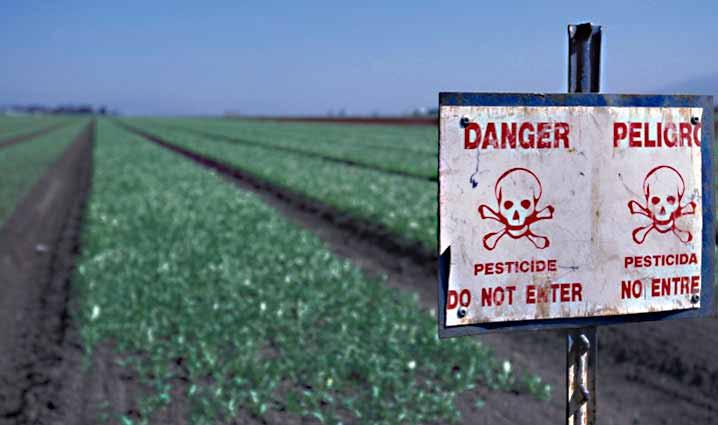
top-left (70, 121), bottom-right (540, 424)
top-left (0, 116), bottom-right (55, 134)
top-left (0, 115), bottom-right (72, 142)
top-left (0, 115), bottom-right (716, 425)
top-left (119, 119), bottom-right (438, 252)
top-left (138, 117), bottom-right (437, 179)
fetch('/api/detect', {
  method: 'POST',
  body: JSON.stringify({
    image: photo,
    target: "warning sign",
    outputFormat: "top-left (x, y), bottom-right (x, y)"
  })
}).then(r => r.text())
top-left (439, 93), bottom-right (714, 331)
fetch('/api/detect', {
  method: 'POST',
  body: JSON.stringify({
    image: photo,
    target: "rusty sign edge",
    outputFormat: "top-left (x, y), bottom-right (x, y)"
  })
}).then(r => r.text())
top-left (437, 92), bottom-right (715, 337)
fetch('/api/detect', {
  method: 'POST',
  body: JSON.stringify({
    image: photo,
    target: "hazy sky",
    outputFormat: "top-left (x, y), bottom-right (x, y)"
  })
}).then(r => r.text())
top-left (1, 0), bottom-right (716, 115)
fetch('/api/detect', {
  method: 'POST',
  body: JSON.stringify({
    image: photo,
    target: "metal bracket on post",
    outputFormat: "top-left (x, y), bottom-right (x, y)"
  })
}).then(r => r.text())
top-left (566, 22), bottom-right (601, 425)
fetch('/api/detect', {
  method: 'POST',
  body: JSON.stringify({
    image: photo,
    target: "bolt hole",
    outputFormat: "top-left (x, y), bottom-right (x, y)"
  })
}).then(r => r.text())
top-left (460, 116), bottom-right (471, 128)
top-left (457, 306), bottom-right (467, 318)
top-left (691, 294), bottom-right (700, 304)
top-left (690, 117), bottom-right (700, 125)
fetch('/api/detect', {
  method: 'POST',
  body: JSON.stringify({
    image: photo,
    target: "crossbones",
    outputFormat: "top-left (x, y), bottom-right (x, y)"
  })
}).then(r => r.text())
top-left (627, 165), bottom-right (696, 244)
top-left (478, 168), bottom-right (554, 250)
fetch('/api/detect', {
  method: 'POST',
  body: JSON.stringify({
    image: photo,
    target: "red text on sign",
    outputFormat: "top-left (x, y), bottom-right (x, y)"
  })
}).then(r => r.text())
top-left (526, 282), bottom-right (583, 304)
top-left (464, 122), bottom-right (570, 150)
top-left (624, 253), bottom-right (698, 269)
top-left (480, 285), bottom-right (517, 307)
top-left (613, 122), bottom-right (701, 148)
top-left (650, 275), bottom-right (700, 297)
top-left (474, 259), bottom-right (557, 276)
top-left (446, 289), bottom-right (471, 309)
top-left (621, 279), bottom-right (644, 299)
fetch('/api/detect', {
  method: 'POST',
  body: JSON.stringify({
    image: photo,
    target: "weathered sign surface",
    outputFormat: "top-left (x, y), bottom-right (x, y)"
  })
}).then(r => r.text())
top-left (438, 93), bottom-right (714, 335)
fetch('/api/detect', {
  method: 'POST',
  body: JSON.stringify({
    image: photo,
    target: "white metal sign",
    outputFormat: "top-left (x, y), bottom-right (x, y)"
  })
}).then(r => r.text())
top-left (440, 104), bottom-right (705, 325)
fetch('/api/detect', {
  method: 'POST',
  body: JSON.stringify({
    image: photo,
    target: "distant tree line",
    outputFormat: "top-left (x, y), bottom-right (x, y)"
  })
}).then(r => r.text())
top-left (410, 107), bottom-right (438, 117)
top-left (225, 106), bottom-right (438, 119)
top-left (1, 104), bottom-right (118, 115)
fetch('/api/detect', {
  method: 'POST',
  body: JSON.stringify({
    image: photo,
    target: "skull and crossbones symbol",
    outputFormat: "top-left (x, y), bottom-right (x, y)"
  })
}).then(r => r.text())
top-left (478, 168), bottom-right (554, 250)
top-left (627, 165), bottom-right (696, 244)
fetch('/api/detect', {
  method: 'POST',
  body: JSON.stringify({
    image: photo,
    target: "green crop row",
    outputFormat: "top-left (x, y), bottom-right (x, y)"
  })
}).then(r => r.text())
top-left (134, 117), bottom-right (438, 179)
top-left (0, 116), bottom-right (71, 140)
top-left (75, 120), bottom-right (546, 424)
top-left (0, 120), bottom-right (88, 224)
top-left (0, 116), bottom-right (46, 133)
top-left (121, 119), bottom-right (438, 252)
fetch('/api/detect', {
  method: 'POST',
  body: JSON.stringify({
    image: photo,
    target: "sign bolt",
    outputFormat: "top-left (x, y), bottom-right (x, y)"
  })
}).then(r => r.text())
top-left (690, 116), bottom-right (700, 125)
top-left (459, 116), bottom-right (471, 128)
top-left (691, 294), bottom-right (700, 304)
top-left (457, 306), bottom-right (467, 318)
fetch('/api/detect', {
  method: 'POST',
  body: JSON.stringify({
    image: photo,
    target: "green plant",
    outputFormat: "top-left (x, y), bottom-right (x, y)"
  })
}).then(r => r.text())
top-left (521, 374), bottom-right (551, 401)
top-left (0, 115), bottom-right (72, 140)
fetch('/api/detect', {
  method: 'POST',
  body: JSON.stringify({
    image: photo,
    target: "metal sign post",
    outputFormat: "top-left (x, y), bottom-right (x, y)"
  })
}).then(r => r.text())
top-left (437, 21), bottom-right (714, 425)
top-left (566, 22), bottom-right (601, 425)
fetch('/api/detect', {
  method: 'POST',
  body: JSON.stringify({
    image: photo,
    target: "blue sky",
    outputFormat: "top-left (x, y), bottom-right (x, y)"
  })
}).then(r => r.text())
top-left (1, 0), bottom-right (716, 115)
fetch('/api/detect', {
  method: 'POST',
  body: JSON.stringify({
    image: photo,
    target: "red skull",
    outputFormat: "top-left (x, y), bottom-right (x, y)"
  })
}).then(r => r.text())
top-left (478, 168), bottom-right (554, 250)
top-left (628, 165), bottom-right (696, 244)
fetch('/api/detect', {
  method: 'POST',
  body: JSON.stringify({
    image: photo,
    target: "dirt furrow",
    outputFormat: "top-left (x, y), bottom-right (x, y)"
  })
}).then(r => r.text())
top-left (0, 121), bottom-right (93, 424)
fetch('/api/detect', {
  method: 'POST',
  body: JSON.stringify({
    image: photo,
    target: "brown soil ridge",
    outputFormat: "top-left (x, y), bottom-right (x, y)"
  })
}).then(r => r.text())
top-left (0, 122), bottom-right (71, 150)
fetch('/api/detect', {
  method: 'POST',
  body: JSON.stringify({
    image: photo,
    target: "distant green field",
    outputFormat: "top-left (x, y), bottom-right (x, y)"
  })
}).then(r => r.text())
top-left (0, 115), bottom-right (70, 140)
top-left (138, 117), bottom-right (437, 180)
